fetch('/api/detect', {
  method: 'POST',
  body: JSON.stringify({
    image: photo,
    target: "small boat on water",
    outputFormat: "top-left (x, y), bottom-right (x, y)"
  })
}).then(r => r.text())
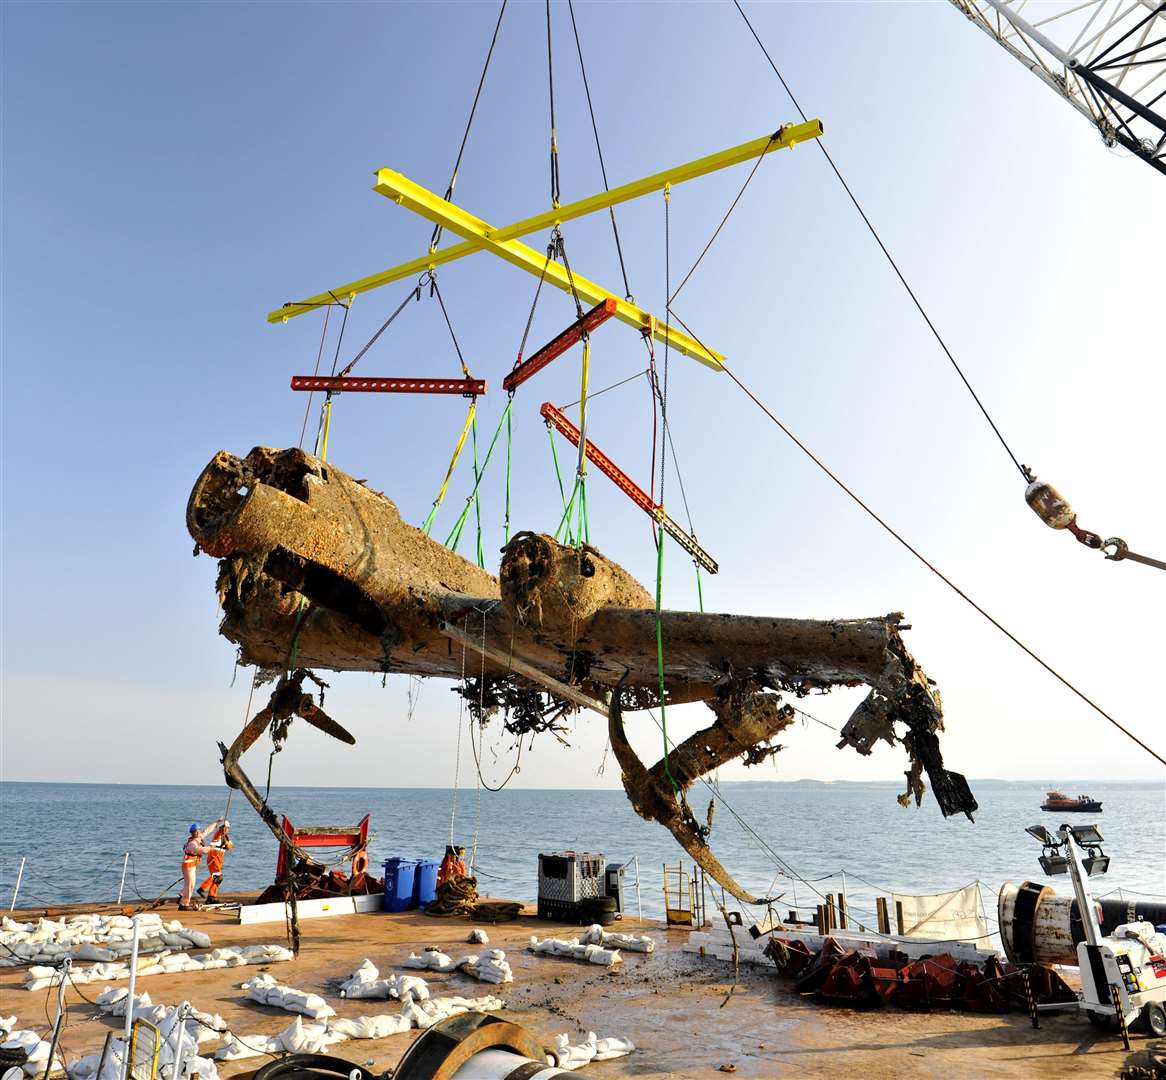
top-left (1041, 790), bottom-right (1103, 813)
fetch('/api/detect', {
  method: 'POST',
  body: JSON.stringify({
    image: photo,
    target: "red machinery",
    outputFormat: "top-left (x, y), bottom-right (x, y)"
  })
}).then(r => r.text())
top-left (275, 813), bottom-right (371, 881)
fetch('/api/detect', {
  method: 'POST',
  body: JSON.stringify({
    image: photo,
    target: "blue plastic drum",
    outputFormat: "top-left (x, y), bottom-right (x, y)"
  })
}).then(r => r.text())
top-left (382, 858), bottom-right (418, 913)
top-left (412, 858), bottom-right (441, 909)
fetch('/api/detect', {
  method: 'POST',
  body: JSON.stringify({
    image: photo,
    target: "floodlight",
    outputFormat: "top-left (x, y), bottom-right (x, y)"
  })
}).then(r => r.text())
top-left (1082, 852), bottom-right (1110, 876)
top-left (1039, 853), bottom-right (1070, 875)
top-left (1068, 824), bottom-right (1104, 846)
top-left (1025, 825), bottom-right (1055, 845)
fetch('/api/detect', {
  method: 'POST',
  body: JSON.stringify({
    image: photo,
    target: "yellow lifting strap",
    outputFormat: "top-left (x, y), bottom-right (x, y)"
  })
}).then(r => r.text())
top-left (423, 398), bottom-right (478, 534)
top-left (575, 337), bottom-right (591, 478)
top-left (317, 396), bottom-right (334, 462)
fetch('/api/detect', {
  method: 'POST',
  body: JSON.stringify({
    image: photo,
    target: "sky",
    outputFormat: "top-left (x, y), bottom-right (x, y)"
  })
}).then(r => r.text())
top-left (2, 1), bottom-right (1163, 794)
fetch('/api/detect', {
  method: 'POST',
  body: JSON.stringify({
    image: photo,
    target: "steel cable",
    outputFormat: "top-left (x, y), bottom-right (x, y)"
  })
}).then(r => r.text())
top-left (429, 0), bottom-right (508, 253)
top-left (732, 0), bottom-right (1029, 481)
top-left (715, 355), bottom-right (1164, 767)
top-left (566, 0), bottom-right (633, 300)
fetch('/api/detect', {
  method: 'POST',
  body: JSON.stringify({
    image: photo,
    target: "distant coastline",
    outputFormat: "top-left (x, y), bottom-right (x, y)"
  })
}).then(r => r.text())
top-left (1, 777), bottom-right (1161, 790)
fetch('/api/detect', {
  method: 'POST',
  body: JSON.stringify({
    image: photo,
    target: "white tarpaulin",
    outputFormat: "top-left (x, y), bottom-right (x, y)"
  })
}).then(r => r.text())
top-left (891, 883), bottom-right (990, 947)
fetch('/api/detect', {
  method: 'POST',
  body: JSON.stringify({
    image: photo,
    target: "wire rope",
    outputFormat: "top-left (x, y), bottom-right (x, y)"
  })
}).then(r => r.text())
top-left (668, 131), bottom-right (778, 307)
top-left (715, 354), bottom-right (1164, 768)
top-left (297, 304), bottom-right (331, 449)
top-left (566, 0), bottom-right (633, 300)
top-left (429, 0), bottom-right (508, 253)
top-left (732, 0), bottom-right (1028, 481)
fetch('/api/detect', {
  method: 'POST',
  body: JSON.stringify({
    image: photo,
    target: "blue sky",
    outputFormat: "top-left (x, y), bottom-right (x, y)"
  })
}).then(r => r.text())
top-left (2, 1), bottom-right (1163, 791)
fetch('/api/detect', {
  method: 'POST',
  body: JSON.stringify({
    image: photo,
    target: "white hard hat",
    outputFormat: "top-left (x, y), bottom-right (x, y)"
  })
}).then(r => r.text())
top-left (222, 820), bottom-right (230, 828)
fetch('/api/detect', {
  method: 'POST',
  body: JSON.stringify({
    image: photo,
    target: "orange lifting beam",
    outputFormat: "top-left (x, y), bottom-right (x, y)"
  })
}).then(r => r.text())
top-left (291, 375), bottom-right (486, 396)
top-left (503, 298), bottom-right (618, 393)
top-left (541, 402), bottom-right (718, 574)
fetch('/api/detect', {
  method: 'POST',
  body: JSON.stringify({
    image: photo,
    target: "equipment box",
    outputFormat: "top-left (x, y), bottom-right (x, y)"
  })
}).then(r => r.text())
top-left (537, 850), bottom-right (605, 920)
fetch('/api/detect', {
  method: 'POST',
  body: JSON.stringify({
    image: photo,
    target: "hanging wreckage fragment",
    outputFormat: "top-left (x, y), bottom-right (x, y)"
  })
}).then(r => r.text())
top-left (188, 446), bottom-right (977, 899)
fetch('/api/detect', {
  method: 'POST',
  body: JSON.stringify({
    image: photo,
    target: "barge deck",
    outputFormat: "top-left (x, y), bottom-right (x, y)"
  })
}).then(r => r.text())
top-left (0, 897), bottom-right (1147, 1078)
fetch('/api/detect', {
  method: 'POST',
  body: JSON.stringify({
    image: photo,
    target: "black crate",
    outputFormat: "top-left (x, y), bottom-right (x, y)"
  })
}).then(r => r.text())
top-left (536, 896), bottom-right (588, 924)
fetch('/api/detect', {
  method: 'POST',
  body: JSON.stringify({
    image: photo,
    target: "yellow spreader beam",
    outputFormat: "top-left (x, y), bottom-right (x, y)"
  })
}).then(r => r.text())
top-left (267, 120), bottom-right (824, 366)
top-left (375, 169), bottom-right (722, 366)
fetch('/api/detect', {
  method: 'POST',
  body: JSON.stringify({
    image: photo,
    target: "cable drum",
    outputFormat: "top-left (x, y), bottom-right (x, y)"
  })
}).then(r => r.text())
top-left (999, 881), bottom-right (1166, 965)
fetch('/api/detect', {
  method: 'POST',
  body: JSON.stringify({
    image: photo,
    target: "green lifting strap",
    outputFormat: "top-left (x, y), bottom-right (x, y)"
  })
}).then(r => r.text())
top-left (577, 477), bottom-right (590, 545)
top-left (287, 596), bottom-right (310, 672)
top-left (546, 423), bottom-right (575, 546)
top-left (446, 397), bottom-right (514, 554)
top-left (554, 475), bottom-right (581, 544)
top-left (471, 414), bottom-right (485, 568)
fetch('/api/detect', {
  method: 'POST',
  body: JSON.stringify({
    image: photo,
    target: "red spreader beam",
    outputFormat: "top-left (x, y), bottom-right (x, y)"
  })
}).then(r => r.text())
top-left (502, 298), bottom-right (618, 393)
top-left (291, 375), bottom-right (486, 396)
top-left (540, 402), bottom-right (718, 574)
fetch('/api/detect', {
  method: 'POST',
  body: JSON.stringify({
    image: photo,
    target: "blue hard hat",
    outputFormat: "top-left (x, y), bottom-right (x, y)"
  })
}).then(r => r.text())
top-left (189, 823), bottom-right (201, 833)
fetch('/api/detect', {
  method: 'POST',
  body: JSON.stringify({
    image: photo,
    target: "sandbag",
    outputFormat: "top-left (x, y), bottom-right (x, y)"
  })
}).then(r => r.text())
top-left (581, 924), bottom-right (655, 953)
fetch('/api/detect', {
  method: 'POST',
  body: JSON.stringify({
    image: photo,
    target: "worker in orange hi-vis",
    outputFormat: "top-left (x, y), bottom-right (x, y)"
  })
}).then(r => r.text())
top-left (197, 822), bottom-right (234, 902)
top-left (436, 844), bottom-right (467, 888)
top-left (180, 818), bottom-right (224, 910)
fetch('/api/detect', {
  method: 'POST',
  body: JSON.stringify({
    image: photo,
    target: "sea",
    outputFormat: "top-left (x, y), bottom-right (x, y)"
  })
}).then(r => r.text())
top-left (2, 780), bottom-right (1162, 938)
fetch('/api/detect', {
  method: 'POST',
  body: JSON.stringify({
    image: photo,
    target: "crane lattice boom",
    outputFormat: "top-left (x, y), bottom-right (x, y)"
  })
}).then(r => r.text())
top-left (949, 0), bottom-right (1165, 175)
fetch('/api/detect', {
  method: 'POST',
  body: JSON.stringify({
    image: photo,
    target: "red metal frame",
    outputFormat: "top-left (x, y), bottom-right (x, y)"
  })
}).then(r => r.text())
top-left (275, 813), bottom-right (370, 880)
top-left (291, 376), bottom-right (486, 396)
top-left (502, 298), bottom-right (618, 393)
top-left (540, 402), bottom-right (718, 573)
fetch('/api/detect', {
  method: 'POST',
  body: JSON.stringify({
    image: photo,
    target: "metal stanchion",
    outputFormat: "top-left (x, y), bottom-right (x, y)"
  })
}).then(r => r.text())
top-left (117, 853), bottom-right (130, 905)
top-left (41, 957), bottom-right (71, 1080)
top-left (122, 916), bottom-right (141, 1079)
top-left (10, 857), bottom-right (26, 911)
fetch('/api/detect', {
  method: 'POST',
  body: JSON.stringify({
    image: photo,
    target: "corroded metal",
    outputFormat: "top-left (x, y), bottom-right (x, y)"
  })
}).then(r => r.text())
top-left (190, 446), bottom-right (978, 901)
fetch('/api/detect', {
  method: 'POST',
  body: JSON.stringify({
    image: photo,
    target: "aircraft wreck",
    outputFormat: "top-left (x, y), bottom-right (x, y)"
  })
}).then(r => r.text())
top-left (188, 445), bottom-right (977, 902)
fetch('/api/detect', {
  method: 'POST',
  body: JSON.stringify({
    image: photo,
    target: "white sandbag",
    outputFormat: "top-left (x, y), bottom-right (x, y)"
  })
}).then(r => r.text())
top-left (238, 944), bottom-right (294, 963)
top-left (583, 945), bottom-right (620, 967)
top-left (594, 1035), bottom-right (636, 1061)
top-left (276, 1017), bottom-right (345, 1054)
top-left (581, 924), bottom-right (655, 953)
top-left (551, 1032), bottom-right (597, 1071)
top-left (346, 970), bottom-right (431, 1001)
top-left (73, 944), bottom-right (117, 963)
top-left (4, 1069), bottom-right (24, 1080)
top-left (328, 1013), bottom-right (412, 1040)
top-left (1, 1032), bottom-right (40, 1056)
top-left (205, 947), bottom-right (246, 967)
top-left (529, 936), bottom-right (621, 967)
top-left (392, 974), bottom-right (431, 1001)
top-left (241, 974), bottom-right (334, 1019)
top-left (1, 1031), bottom-right (64, 1077)
top-left (398, 999), bottom-right (432, 1030)
top-left (404, 948), bottom-right (457, 973)
top-left (468, 928), bottom-right (489, 944)
top-left (339, 958), bottom-right (379, 990)
top-left (213, 1033), bottom-right (283, 1062)
top-left (416, 994), bottom-right (505, 1027)
top-left (0, 1019), bottom-right (15, 1037)
top-left (528, 935), bottom-right (578, 958)
top-left (461, 950), bottom-right (513, 985)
